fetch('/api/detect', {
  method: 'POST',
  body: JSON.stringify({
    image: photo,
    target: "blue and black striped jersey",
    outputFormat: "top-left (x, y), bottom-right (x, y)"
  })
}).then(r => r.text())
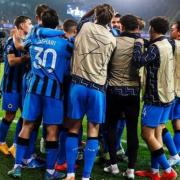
top-left (132, 36), bottom-right (175, 105)
top-left (27, 30), bottom-right (73, 99)
top-left (2, 37), bottom-right (27, 93)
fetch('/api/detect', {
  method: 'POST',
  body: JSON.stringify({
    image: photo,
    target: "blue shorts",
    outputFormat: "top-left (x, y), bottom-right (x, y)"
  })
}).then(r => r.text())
top-left (2, 92), bottom-right (22, 112)
top-left (22, 93), bottom-right (63, 125)
top-left (170, 97), bottom-right (180, 121)
top-left (67, 83), bottom-right (106, 124)
top-left (142, 104), bottom-right (172, 128)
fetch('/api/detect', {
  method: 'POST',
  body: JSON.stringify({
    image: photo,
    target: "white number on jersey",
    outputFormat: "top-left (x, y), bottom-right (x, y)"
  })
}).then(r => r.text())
top-left (33, 47), bottom-right (57, 73)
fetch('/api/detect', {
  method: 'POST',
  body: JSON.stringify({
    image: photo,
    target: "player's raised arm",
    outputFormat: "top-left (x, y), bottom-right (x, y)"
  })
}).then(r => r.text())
top-left (37, 27), bottom-right (64, 37)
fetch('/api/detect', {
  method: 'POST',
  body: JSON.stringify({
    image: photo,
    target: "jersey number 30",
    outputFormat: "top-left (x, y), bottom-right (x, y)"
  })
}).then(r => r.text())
top-left (34, 47), bottom-right (57, 73)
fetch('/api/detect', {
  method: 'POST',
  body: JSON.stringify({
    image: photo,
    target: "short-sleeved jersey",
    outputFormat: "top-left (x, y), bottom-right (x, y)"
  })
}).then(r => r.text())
top-left (28, 34), bottom-right (73, 99)
top-left (2, 37), bottom-right (26, 93)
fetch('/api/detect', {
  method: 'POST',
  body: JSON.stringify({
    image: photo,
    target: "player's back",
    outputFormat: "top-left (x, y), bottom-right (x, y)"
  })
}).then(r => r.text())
top-left (72, 22), bottom-right (116, 86)
top-left (30, 35), bottom-right (71, 82)
top-left (28, 35), bottom-right (73, 99)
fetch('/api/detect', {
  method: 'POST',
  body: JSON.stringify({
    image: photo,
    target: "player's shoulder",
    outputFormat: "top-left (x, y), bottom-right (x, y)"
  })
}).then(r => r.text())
top-left (5, 37), bottom-right (14, 51)
top-left (53, 35), bottom-right (70, 45)
top-left (6, 37), bottom-right (13, 45)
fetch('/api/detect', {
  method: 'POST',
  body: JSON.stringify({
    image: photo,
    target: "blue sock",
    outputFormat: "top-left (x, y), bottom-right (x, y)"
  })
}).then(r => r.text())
top-left (116, 119), bottom-right (125, 150)
top-left (13, 117), bottom-right (23, 145)
top-left (157, 154), bottom-right (170, 170)
top-left (174, 130), bottom-right (180, 153)
top-left (162, 128), bottom-right (177, 156)
top-left (57, 129), bottom-right (67, 164)
top-left (0, 118), bottom-right (11, 143)
top-left (152, 148), bottom-right (170, 170)
top-left (83, 138), bottom-right (99, 178)
top-left (46, 141), bottom-right (59, 170)
top-left (151, 156), bottom-right (159, 170)
top-left (24, 129), bottom-right (38, 159)
top-left (66, 133), bottom-right (78, 173)
top-left (15, 137), bottom-right (29, 165)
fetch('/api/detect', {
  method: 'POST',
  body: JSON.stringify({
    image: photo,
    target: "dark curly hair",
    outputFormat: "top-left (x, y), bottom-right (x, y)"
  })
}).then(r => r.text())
top-left (150, 16), bottom-right (169, 34)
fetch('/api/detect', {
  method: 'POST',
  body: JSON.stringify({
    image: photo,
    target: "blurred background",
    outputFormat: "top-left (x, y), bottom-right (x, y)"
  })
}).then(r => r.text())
top-left (0, 0), bottom-right (179, 57)
top-left (0, 0), bottom-right (179, 29)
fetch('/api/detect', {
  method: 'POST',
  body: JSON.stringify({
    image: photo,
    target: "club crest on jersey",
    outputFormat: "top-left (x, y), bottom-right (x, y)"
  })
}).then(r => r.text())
top-left (8, 104), bottom-right (13, 109)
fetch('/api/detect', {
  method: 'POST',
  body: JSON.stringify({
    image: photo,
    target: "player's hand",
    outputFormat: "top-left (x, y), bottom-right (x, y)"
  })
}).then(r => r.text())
top-left (135, 38), bottom-right (144, 45)
top-left (21, 55), bottom-right (30, 62)
top-left (11, 28), bottom-right (18, 37)
top-left (12, 28), bottom-right (23, 42)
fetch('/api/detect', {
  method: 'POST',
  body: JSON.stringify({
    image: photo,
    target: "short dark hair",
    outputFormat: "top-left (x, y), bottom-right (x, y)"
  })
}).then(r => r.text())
top-left (114, 13), bottom-right (121, 18)
top-left (14, 16), bottom-right (31, 29)
top-left (150, 16), bottom-right (169, 34)
top-left (95, 4), bottom-right (114, 26)
top-left (35, 4), bottom-right (49, 20)
top-left (120, 14), bottom-right (139, 31)
top-left (63, 19), bottom-right (77, 33)
top-left (172, 20), bottom-right (180, 31)
top-left (41, 9), bottom-right (59, 29)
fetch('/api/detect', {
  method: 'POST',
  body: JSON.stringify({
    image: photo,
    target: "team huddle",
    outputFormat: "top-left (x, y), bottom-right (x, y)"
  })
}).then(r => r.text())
top-left (0, 3), bottom-right (179, 180)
